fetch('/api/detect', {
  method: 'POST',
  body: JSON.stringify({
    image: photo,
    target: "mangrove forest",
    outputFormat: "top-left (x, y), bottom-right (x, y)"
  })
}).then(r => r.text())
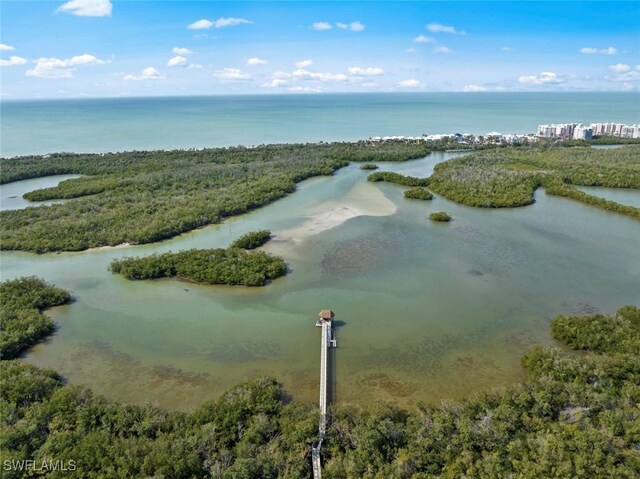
top-left (427, 145), bottom-right (640, 219)
top-left (0, 141), bottom-right (435, 253)
top-left (109, 247), bottom-right (287, 286)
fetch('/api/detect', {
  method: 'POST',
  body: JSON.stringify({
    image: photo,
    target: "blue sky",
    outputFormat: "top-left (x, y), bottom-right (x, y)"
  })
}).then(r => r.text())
top-left (1, 1), bottom-right (639, 99)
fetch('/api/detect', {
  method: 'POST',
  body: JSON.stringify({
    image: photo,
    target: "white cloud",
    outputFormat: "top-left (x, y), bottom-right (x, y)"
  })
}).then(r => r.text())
top-left (212, 68), bottom-right (252, 82)
top-left (463, 84), bottom-right (487, 92)
top-left (609, 63), bottom-right (630, 73)
top-left (336, 21), bottom-right (365, 32)
top-left (172, 47), bottom-right (192, 56)
top-left (312, 22), bottom-right (332, 31)
top-left (188, 19), bottom-right (213, 30)
top-left (167, 56), bottom-right (188, 67)
top-left (69, 54), bottom-right (103, 65)
top-left (398, 79), bottom-right (422, 88)
top-left (293, 69), bottom-right (348, 82)
top-left (413, 35), bottom-right (435, 43)
top-left (406, 48), bottom-right (417, 54)
top-left (246, 57), bottom-right (267, 66)
top-left (433, 46), bottom-right (454, 54)
top-left (262, 79), bottom-right (289, 88)
top-left (579, 47), bottom-right (617, 55)
top-left (426, 23), bottom-right (465, 35)
top-left (26, 54), bottom-right (104, 78)
top-left (56, 0), bottom-right (111, 17)
top-left (605, 65), bottom-right (640, 82)
top-left (123, 67), bottom-right (164, 81)
top-left (518, 71), bottom-right (564, 85)
top-left (289, 86), bottom-right (323, 93)
top-left (348, 66), bottom-right (385, 76)
top-left (188, 17), bottom-right (251, 30)
top-left (272, 71), bottom-right (292, 79)
top-left (501, 46), bottom-right (513, 52)
top-left (187, 63), bottom-right (202, 70)
top-left (213, 17), bottom-right (252, 28)
top-left (0, 56), bottom-right (27, 67)
top-left (0, 44), bottom-right (16, 51)
top-left (295, 59), bottom-right (313, 68)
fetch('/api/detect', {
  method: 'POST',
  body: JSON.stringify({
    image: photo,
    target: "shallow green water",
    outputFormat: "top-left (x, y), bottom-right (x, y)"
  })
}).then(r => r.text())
top-left (0, 174), bottom-right (81, 210)
top-left (1, 152), bottom-right (639, 411)
top-left (576, 185), bottom-right (640, 208)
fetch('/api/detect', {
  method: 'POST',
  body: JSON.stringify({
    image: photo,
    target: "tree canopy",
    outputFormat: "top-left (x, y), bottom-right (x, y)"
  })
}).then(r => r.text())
top-left (403, 188), bottom-right (433, 200)
top-left (110, 247), bottom-right (287, 287)
top-left (427, 145), bottom-right (640, 219)
top-left (0, 277), bottom-right (71, 360)
top-left (367, 171), bottom-right (430, 187)
top-left (230, 230), bottom-right (272, 250)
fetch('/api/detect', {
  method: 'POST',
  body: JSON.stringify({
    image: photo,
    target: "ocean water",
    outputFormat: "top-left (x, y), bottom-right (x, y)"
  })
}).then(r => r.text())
top-left (2, 92), bottom-right (639, 157)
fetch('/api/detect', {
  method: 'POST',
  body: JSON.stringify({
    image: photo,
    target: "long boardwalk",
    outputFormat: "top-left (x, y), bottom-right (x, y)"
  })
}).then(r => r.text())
top-left (312, 311), bottom-right (336, 479)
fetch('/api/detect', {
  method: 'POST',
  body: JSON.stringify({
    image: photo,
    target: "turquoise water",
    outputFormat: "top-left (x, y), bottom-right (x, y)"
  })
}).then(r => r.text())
top-left (2, 92), bottom-right (639, 157)
top-left (2, 152), bottom-right (639, 411)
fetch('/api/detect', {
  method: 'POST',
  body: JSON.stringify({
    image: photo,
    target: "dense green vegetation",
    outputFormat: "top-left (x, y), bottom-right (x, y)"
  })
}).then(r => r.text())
top-left (1, 141), bottom-right (435, 253)
top-left (110, 248), bottom-right (287, 286)
top-left (551, 305), bottom-right (640, 354)
top-left (1, 276), bottom-right (638, 478)
top-left (3, 142), bottom-right (637, 253)
top-left (1, 363), bottom-right (316, 479)
top-left (403, 188), bottom-right (433, 200)
top-left (542, 138), bottom-right (640, 148)
top-left (590, 135), bottom-right (640, 145)
top-left (429, 211), bottom-right (452, 222)
top-left (428, 145), bottom-right (640, 218)
top-left (359, 163), bottom-right (379, 170)
top-left (230, 230), bottom-right (272, 250)
top-left (367, 171), bottom-right (430, 187)
top-left (0, 277), bottom-right (71, 360)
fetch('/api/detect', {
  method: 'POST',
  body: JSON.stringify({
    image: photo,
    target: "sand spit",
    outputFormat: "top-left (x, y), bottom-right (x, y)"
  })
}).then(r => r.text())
top-left (277, 182), bottom-right (397, 243)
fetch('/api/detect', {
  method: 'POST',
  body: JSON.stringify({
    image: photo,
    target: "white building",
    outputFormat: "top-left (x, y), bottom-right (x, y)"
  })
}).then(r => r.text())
top-left (589, 122), bottom-right (633, 137)
top-left (620, 124), bottom-right (640, 138)
top-left (537, 123), bottom-right (577, 139)
top-left (573, 124), bottom-right (593, 140)
top-left (537, 125), bottom-right (556, 137)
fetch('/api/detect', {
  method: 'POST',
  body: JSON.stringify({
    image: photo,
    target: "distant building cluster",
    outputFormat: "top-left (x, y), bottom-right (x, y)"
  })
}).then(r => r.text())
top-left (371, 132), bottom-right (538, 145)
top-left (591, 122), bottom-right (640, 138)
top-left (537, 122), bottom-right (640, 140)
top-left (370, 121), bottom-right (640, 146)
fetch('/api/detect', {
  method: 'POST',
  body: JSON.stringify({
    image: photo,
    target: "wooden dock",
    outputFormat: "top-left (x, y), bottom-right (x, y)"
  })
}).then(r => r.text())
top-left (312, 310), bottom-right (337, 479)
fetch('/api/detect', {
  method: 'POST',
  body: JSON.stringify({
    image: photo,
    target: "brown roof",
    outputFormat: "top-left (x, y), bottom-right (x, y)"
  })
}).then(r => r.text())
top-left (319, 309), bottom-right (334, 320)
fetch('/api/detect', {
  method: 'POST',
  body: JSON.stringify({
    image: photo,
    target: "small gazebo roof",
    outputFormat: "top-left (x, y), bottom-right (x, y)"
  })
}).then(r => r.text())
top-left (319, 309), bottom-right (334, 320)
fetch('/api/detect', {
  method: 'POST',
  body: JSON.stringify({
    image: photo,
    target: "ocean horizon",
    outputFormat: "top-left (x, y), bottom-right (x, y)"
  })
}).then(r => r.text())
top-left (2, 92), bottom-right (639, 158)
